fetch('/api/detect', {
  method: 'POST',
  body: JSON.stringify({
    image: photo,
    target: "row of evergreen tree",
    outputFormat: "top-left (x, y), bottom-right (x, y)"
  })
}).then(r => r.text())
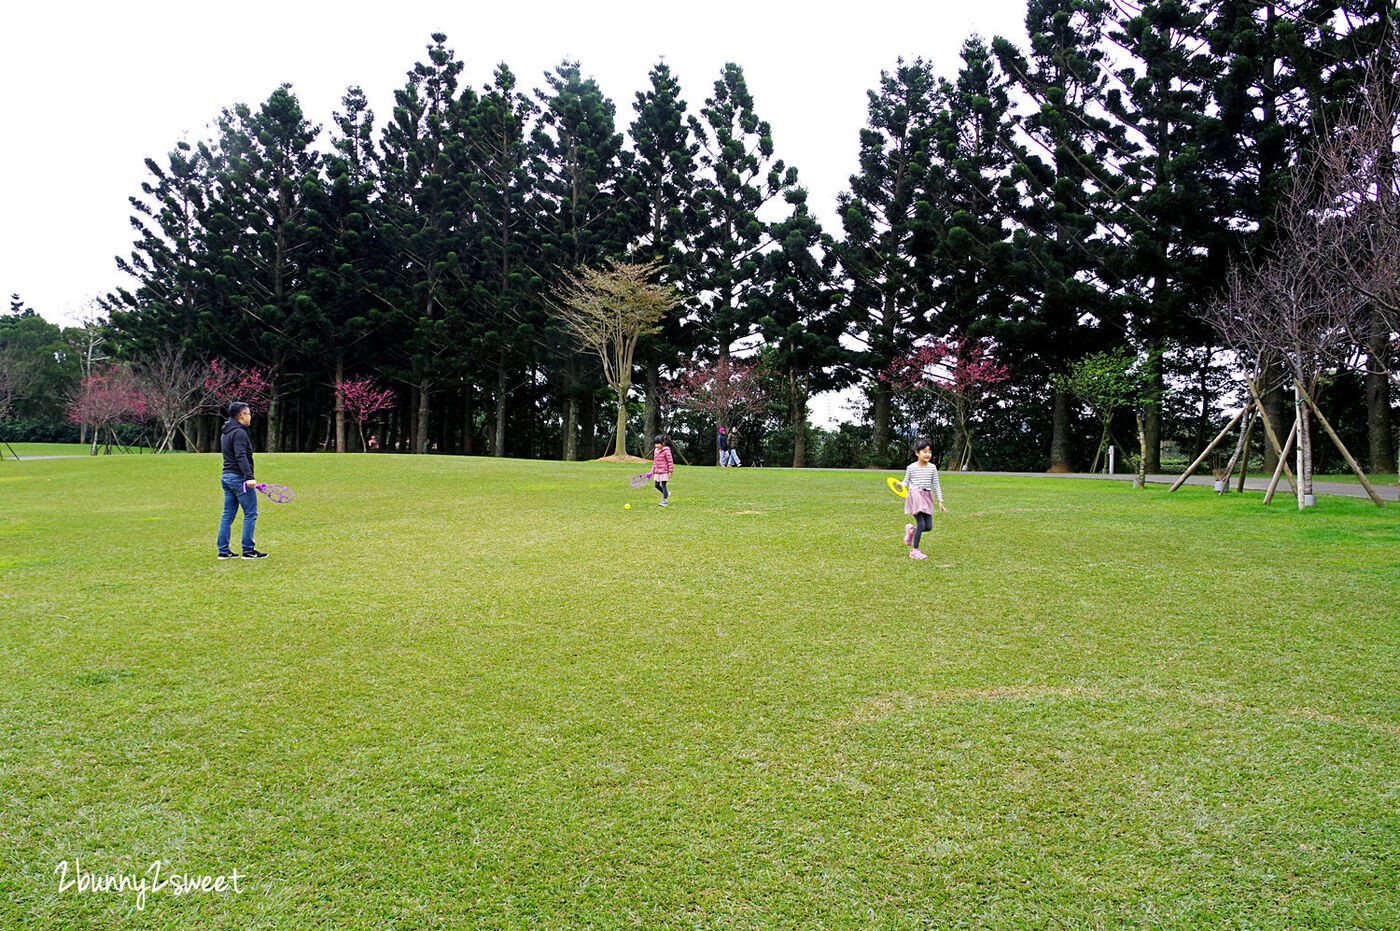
top-left (98, 1), bottom-right (1396, 470)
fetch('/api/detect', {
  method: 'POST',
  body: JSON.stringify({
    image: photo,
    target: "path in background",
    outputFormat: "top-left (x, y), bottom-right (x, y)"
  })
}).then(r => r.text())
top-left (976, 471), bottom-right (1400, 502)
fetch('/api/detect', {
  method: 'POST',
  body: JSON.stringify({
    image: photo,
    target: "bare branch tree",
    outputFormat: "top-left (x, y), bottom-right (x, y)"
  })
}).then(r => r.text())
top-left (1313, 31), bottom-right (1400, 326)
top-left (1205, 177), bottom-right (1383, 506)
top-left (132, 345), bottom-right (227, 452)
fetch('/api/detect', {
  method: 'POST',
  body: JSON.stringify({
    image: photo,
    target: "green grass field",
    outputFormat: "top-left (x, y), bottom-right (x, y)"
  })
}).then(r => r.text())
top-left (2, 451), bottom-right (1398, 928)
top-left (1, 443), bottom-right (103, 459)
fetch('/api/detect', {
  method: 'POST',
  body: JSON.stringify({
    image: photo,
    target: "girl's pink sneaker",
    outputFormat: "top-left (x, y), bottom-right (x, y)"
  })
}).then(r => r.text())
top-left (903, 524), bottom-right (915, 545)
top-left (910, 549), bottom-right (928, 560)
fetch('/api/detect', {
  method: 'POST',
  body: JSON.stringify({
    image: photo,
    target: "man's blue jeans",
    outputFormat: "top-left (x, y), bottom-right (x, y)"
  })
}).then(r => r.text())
top-left (217, 473), bottom-right (258, 554)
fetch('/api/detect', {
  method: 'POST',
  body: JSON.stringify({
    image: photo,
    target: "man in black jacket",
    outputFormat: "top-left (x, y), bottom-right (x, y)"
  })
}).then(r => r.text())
top-left (217, 402), bottom-right (267, 559)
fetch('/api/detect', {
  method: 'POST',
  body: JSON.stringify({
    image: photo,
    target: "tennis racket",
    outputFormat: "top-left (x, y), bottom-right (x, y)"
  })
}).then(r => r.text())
top-left (628, 472), bottom-right (653, 488)
top-left (253, 482), bottom-right (295, 503)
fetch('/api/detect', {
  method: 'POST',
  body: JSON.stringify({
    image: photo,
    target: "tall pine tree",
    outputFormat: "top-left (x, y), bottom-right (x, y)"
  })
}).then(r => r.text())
top-left (994, 0), bottom-right (1127, 471)
top-left (375, 34), bottom-right (473, 453)
top-left (627, 60), bottom-right (701, 447)
top-left (465, 63), bottom-right (540, 457)
top-left (530, 61), bottom-right (633, 459)
top-left (200, 84), bottom-right (323, 451)
top-left (832, 59), bottom-right (942, 463)
top-left (755, 187), bottom-right (847, 467)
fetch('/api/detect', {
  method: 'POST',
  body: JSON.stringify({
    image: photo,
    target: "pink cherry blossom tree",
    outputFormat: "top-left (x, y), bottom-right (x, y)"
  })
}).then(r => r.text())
top-left (667, 357), bottom-right (768, 464)
top-left (882, 337), bottom-right (1010, 470)
top-left (67, 364), bottom-right (150, 455)
top-left (204, 359), bottom-right (274, 416)
top-left (335, 377), bottom-right (396, 451)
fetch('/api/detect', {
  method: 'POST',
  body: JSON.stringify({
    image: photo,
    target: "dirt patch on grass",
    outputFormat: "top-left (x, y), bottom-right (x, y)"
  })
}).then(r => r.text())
top-left (836, 686), bottom-right (1105, 728)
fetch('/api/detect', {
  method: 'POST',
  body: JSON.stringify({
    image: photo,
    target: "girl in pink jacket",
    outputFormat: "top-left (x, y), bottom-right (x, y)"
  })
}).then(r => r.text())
top-left (650, 434), bottom-right (674, 506)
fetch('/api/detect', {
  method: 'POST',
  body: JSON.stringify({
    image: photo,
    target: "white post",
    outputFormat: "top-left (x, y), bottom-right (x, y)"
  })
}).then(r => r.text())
top-left (1107, 446), bottom-right (1115, 475)
top-left (1295, 384), bottom-right (1308, 509)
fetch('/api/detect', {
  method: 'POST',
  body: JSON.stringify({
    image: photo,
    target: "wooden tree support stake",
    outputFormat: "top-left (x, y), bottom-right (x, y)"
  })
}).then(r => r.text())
top-left (1245, 377), bottom-right (1296, 494)
top-left (1170, 406), bottom-right (1246, 492)
top-left (1304, 396), bottom-right (1387, 507)
top-left (1220, 405), bottom-right (1257, 493)
top-left (1235, 412), bottom-right (1257, 493)
top-left (1264, 416), bottom-right (1298, 506)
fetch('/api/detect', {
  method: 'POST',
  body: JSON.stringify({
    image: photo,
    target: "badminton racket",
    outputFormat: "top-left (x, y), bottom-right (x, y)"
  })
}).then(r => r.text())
top-left (253, 482), bottom-right (295, 503)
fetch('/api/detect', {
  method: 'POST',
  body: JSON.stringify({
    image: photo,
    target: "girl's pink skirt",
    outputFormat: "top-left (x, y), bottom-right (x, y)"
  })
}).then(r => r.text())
top-left (904, 488), bottom-right (935, 515)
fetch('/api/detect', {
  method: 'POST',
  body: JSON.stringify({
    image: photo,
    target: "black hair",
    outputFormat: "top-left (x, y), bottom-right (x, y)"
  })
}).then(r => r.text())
top-left (228, 401), bottom-right (250, 419)
top-left (912, 437), bottom-right (933, 455)
top-left (653, 434), bottom-right (669, 446)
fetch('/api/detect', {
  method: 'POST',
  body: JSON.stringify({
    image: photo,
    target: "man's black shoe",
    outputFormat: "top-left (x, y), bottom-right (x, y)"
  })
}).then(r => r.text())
top-left (218, 552), bottom-right (237, 560)
top-left (242, 550), bottom-right (269, 559)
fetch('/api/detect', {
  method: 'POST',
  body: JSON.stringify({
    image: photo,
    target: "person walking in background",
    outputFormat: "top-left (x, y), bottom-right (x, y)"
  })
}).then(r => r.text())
top-left (651, 434), bottom-right (675, 506)
top-left (217, 401), bottom-right (268, 559)
top-left (722, 427), bottom-right (741, 467)
top-left (896, 437), bottom-right (947, 561)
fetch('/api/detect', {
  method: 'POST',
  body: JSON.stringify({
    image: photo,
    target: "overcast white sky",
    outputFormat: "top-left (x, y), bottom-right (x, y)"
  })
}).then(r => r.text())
top-left (0, 0), bottom-right (1028, 423)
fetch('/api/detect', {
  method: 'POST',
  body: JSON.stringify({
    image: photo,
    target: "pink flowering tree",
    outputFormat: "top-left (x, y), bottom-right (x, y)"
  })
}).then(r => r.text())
top-left (335, 377), bottom-right (395, 451)
top-left (666, 357), bottom-right (768, 464)
top-left (204, 359), bottom-right (274, 417)
top-left (67, 364), bottom-right (150, 455)
top-left (882, 338), bottom-right (1010, 470)
top-left (130, 347), bottom-right (233, 453)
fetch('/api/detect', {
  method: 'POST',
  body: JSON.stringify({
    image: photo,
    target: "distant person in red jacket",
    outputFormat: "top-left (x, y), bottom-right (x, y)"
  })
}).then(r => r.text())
top-left (650, 434), bottom-right (674, 507)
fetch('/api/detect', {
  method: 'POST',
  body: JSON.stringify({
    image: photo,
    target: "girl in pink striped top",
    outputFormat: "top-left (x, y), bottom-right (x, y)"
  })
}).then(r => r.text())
top-left (896, 437), bottom-right (946, 560)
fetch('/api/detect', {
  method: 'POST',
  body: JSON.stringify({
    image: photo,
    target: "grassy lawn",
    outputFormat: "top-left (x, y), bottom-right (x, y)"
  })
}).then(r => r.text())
top-left (1313, 472), bottom-right (1399, 486)
top-left (2, 452), bottom-right (1398, 928)
top-left (0, 442), bottom-right (105, 459)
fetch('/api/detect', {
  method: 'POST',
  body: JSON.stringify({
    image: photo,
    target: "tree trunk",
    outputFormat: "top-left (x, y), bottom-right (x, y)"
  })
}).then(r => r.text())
top-left (462, 385), bottom-right (474, 456)
top-left (564, 396), bottom-right (579, 461)
top-left (644, 359), bottom-right (660, 446)
top-left (1365, 316), bottom-right (1394, 473)
top-left (872, 380), bottom-right (892, 465)
top-left (1296, 381), bottom-right (1313, 508)
top-left (580, 394), bottom-right (596, 460)
top-left (1089, 424), bottom-right (1108, 474)
top-left (416, 377), bottom-right (431, 454)
top-left (265, 384), bottom-right (281, 453)
top-left (1135, 410), bottom-right (1148, 489)
top-left (790, 370), bottom-right (808, 469)
top-left (1143, 347), bottom-right (1163, 473)
top-left (614, 381), bottom-right (630, 458)
top-left (334, 357), bottom-right (346, 453)
top-left (949, 397), bottom-right (970, 470)
top-left (1048, 387), bottom-right (1073, 472)
top-left (1260, 361), bottom-right (1285, 473)
top-left (493, 356), bottom-right (508, 457)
